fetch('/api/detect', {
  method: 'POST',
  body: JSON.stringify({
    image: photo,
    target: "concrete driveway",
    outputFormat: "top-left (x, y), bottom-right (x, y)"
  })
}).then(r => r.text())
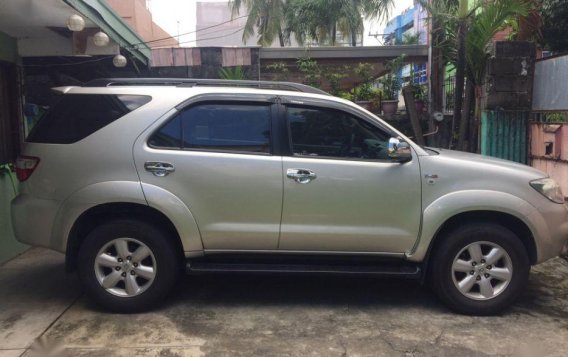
top-left (0, 248), bottom-right (567, 357)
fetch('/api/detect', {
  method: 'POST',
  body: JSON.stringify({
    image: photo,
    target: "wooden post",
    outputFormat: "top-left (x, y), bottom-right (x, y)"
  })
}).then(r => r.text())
top-left (403, 86), bottom-right (425, 146)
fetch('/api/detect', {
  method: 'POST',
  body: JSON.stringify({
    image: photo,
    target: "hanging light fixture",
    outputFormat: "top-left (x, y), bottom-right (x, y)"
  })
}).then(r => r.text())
top-left (93, 31), bottom-right (110, 47)
top-left (66, 14), bottom-right (85, 32)
top-left (113, 55), bottom-right (127, 68)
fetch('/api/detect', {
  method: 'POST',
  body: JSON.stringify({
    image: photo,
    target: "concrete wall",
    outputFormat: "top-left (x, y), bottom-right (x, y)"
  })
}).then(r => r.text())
top-left (482, 41), bottom-right (536, 110)
top-left (107, 0), bottom-right (178, 48)
top-left (0, 171), bottom-right (27, 264)
top-left (530, 123), bottom-right (568, 198)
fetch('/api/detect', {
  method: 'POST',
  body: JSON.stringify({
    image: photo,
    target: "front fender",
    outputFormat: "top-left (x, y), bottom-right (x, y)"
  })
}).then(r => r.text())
top-left (406, 190), bottom-right (539, 262)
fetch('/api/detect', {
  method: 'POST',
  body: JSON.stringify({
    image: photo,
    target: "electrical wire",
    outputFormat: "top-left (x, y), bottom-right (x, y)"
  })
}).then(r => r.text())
top-left (21, 26), bottom-right (246, 67)
top-left (176, 26), bottom-right (246, 46)
top-left (23, 56), bottom-right (114, 68)
top-left (126, 15), bottom-right (249, 48)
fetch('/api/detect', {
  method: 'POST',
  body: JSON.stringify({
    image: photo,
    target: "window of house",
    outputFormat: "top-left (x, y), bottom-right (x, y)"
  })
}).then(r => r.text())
top-left (287, 106), bottom-right (390, 160)
top-left (149, 102), bottom-right (271, 154)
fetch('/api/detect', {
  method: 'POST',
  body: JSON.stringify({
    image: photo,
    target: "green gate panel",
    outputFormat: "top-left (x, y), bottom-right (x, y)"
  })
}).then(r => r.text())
top-left (480, 111), bottom-right (528, 164)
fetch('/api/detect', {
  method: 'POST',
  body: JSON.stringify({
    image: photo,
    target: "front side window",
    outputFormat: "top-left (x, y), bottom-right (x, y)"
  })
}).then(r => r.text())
top-left (287, 106), bottom-right (391, 160)
top-left (149, 102), bottom-right (271, 154)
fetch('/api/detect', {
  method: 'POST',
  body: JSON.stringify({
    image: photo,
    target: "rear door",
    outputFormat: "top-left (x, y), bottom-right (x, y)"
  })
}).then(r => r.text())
top-left (278, 100), bottom-right (422, 253)
top-left (134, 96), bottom-right (283, 250)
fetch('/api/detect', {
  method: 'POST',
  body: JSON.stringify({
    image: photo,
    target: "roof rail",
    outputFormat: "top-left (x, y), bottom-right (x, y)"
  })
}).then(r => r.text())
top-left (83, 78), bottom-right (329, 96)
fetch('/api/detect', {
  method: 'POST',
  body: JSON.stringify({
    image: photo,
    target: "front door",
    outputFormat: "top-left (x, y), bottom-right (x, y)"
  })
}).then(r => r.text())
top-left (279, 103), bottom-right (422, 253)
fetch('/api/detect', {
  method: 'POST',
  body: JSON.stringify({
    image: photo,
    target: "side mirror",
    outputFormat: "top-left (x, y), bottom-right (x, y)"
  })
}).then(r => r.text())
top-left (388, 137), bottom-right (412, 163)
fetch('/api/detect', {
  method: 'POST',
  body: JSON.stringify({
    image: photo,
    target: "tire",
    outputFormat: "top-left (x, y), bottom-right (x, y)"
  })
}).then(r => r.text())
top-left (77, 219), bottom-right (181, 313)
top-left (429, 223), bottom-right (530, 315)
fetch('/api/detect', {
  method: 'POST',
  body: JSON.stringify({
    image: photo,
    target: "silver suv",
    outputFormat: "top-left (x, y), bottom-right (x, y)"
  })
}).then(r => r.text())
top-left (11, 78), bottom-right (568, 314)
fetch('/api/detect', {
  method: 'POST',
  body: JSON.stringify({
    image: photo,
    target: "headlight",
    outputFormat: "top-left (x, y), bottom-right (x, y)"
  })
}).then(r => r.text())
top-left (530, 178), bottom-right (565, 204)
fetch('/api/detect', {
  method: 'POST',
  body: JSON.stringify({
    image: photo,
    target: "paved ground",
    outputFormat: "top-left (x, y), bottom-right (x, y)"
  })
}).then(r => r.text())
top-left (0, 248), bottom-right (567, 357)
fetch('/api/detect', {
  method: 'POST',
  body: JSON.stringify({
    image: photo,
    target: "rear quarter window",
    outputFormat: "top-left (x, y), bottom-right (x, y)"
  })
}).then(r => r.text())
top-left (27, 94), bottom-right (151, 144)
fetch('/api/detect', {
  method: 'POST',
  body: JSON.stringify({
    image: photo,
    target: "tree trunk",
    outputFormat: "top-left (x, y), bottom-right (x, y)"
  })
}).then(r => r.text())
top-left (457, 79), bottom-right (474, 151)
top-left (403, 87), bottom-right (425, 146)
top-left (351, 29), bottom-right (357, 47)
top-left (278, 29), bottom-right (285, 47)
top-left (430, 19), bottom-right (445, 147)
top-left (451, 20), bottom-right (467, 149)
top-left (469, 85), bottom-right (483, 153)
top-left (332, 23), bottom-right (337, 46)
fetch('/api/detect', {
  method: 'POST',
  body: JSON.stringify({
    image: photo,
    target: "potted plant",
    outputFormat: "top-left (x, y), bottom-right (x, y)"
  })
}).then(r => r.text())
top-left (379, 55), bottom-right (405, 117)
top-left (352, 63), bottom-right (375, 111)
top-left (412, 84), bottom-right (427, 113)
top-left (379, 73), bottom-right (401, 117)
top-left (406, 65), bottom-right (427, 113)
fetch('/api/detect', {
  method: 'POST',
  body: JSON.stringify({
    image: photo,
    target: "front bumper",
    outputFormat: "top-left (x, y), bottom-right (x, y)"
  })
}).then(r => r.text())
top-left (527, 200), bottom-right (568, 263)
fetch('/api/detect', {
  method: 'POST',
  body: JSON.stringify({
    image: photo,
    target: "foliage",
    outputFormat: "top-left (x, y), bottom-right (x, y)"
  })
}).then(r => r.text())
top-left (541, 0), bottom-right (568, 52)
top-left (297, 57), bottom-right (321, 87)
top-left (396, 32), bottom-right (421, 45)
top-left (379, 55), bottom-right (405, 100)
top-left (542, 112), bottom-right (568, 123)
top-left (465, 0), bottom-right (529, 85)
top-left (421, 0), bottom-right (529, 151)
top-left (230, 0), bottom-right (287, 46)
top-left (351, 87), bottom-right (383, 103)
top-left (266, 62), bottom-right (289, 81)
top-left (337, 91), bottom-right (354, 101)
top-left (322, 69), bottom-right (348, 96)
top-left (406, 65), bottom-right (427, 100)
top-left (218, 66), bottom-right (247, 80)
top-left (232, 0), bottom-right (395, 47)
top-left (350, 63), bottom-right (375, 101)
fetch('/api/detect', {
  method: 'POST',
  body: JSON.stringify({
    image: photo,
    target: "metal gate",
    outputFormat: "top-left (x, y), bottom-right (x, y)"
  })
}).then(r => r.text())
top-left (480, 111), bottom-right (528, 164)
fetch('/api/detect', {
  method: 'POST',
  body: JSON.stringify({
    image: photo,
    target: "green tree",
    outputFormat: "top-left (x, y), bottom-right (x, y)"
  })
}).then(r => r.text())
top-left (232, 0), bottom-right (394, 47)
top-left (285, 0), bottom-right (394, 46)
top-left (541, 0), bottom-right (568, 52)
top-left (424, 0), bottom-right (528, 151)
top-left (229, 0), bottom-right (287, 46)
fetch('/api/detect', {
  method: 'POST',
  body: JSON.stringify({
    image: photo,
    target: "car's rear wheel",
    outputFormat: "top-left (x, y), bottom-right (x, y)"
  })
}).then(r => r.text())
top-left (430, 223), bottom-right (530, 315)
top-left (77, 219), bottom-right (181, 312)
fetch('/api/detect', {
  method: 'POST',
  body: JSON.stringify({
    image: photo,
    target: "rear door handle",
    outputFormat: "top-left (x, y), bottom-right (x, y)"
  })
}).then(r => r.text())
top-left (286, 168), bottom-right (317, 184)
top-left (144, 162), bottom-right (175, 177)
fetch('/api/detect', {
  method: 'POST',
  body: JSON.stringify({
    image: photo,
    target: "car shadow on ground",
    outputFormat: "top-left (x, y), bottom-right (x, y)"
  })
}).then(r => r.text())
top-left (169, 273), bottom-right (441, 309)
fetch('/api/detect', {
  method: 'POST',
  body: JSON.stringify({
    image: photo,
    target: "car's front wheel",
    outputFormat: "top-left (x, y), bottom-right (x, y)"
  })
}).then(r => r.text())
top-left (77, 219), bottom-right (181, 312)
top-left (430, 223), bottom-right (530, 315)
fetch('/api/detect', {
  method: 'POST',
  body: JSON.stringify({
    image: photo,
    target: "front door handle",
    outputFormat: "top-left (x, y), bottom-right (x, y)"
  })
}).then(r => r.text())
top-left (145, 162), bottom-right (175, 177)
top-left (287, 168), bottom-right (317, 184)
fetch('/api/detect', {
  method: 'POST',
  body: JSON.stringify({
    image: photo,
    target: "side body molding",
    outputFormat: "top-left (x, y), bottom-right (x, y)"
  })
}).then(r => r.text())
top-left (141, 182), bottom-right (204, 253)
top-left (406, 190), bottom-right (539, 262)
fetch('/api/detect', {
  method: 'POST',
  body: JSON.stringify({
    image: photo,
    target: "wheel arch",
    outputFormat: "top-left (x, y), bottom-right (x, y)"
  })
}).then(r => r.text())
top-left (65, 202), bottom-right (185, 272)
top-left (419, 210), bottom-right (537, 283)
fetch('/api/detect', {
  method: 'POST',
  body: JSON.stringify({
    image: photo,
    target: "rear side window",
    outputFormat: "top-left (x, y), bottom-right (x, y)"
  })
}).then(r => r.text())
top-left (149, 102), bottom-right (271, 154)
top-left (27, 94), bottom-right (151, 144)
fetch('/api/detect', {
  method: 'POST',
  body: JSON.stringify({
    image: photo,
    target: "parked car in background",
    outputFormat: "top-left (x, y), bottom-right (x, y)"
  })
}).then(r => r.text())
top-left (11, 78), bottom-right (568, 314)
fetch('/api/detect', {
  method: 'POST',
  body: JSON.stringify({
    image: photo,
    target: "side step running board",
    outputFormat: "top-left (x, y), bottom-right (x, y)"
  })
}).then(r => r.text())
top-left (186, 262), bottom-right (421, 279)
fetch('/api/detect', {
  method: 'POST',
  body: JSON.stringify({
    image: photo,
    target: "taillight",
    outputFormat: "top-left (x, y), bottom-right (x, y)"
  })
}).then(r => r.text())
top-left (15, 156), bottom-right (40, 182)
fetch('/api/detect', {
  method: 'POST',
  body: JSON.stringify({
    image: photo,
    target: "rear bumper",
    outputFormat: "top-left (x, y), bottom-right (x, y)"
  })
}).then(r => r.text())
top-left (11, 194), bottom-right (63, 252)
